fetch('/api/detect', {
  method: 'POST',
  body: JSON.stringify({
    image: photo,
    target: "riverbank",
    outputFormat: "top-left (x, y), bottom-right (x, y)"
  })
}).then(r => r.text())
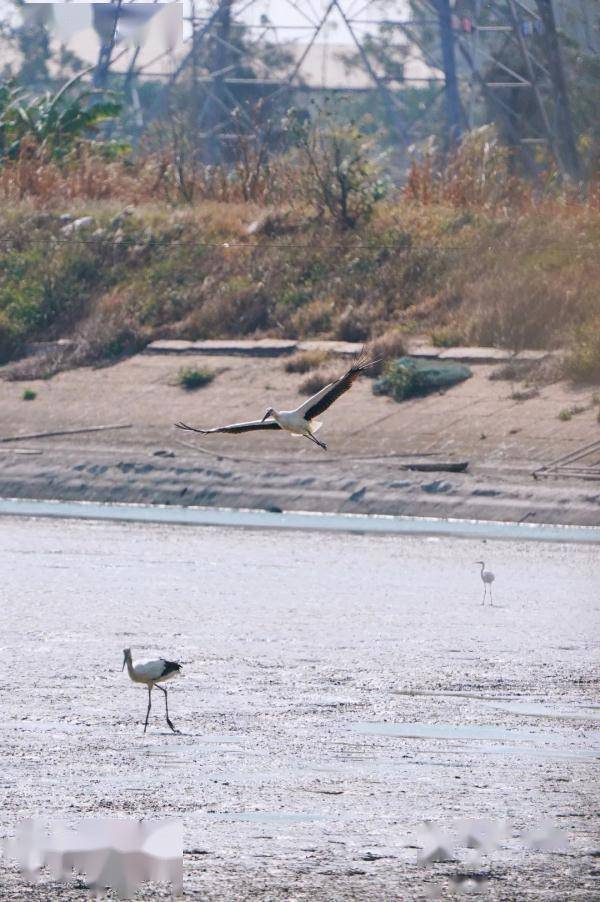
top-left (1, 347), bottom-right (599, 526)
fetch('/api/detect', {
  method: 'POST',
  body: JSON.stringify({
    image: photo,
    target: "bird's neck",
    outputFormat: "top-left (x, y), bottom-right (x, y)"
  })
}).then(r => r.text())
top-left (480, 563), bottom-right (485, 574)
top-left (125, 657), bottom-right (135, 679)
top-left (270, 409), bottom-right (282, 424)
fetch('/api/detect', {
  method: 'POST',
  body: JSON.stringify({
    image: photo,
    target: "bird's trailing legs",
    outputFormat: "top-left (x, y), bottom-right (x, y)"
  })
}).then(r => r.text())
top-left (144, 686), bottom-right (152, 733)
top-left (305, 432), bottom-right (327, 450)
top-left (155, 683), bottom-right (178, 733)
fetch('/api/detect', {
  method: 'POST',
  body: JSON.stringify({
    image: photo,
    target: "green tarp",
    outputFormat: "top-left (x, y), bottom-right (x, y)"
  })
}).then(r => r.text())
top-left (373, 356), bottom-right (472, 402)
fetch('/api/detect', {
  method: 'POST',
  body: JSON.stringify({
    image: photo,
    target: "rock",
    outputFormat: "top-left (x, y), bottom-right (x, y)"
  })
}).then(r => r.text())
top-left (349, 487), bottom-right (367, 502)
top-left (245, 211), bottom-right (287, 236)
top-left (61, 216), bottom-right (94, 236)
top-left (421, 480), bottom-right (453, 494)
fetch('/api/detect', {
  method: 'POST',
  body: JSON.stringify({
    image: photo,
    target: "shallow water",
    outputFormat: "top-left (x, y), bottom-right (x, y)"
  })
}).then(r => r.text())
top-left (1, 496), bottom-right (599, 543)
top-left (352, 721), bottom-right (600, 760)
top-left (0, 514), bottom-right (599, 899)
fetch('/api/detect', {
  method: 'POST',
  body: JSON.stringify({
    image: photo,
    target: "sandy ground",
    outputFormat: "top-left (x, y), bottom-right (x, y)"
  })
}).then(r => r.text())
top-left (0, 516), bottom-right (599, 899)
top-left (1, 351), bottom-right (599, 525)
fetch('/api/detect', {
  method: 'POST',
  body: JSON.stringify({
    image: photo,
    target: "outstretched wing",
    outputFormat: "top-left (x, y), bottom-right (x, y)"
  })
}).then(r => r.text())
top-left (175, 418), bottom-right (281, 435)
top-left (299, 354), bottom-right (376, 421)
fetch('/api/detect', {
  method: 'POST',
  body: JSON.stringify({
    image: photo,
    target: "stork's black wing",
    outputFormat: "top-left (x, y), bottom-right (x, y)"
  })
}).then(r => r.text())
top-left (300, 355), bottom-right (374, 421)
top-left (175, 418), bottom-right (282, 435)
top-left (161, 660), bottom-right (182, 677)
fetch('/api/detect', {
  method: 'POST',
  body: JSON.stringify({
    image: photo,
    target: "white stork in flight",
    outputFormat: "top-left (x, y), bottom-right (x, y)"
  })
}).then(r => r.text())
top-left (175, 353), bottom-right (377, 450)
top-left (122, 648), bottom-right (182, 733)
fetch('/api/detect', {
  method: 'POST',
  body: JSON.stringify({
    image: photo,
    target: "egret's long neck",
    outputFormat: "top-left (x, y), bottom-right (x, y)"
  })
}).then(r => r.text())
top-left (270, 409), bottom-right (282, 424)
top-left (480, 563), bottom-right (485, 575)
top-left (125, 656), bottom-right (136, 679)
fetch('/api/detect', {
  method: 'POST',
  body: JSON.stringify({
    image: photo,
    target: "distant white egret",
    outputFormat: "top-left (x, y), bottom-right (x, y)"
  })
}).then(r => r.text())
top-left (122, 648), bottom-right (182, 733)
top-left (475, 561), bottom-right (495, 605)
top-left (175, 353), bottom-right (378, 451)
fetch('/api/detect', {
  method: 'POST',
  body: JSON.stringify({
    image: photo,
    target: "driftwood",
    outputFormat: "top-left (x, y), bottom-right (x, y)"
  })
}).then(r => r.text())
top-left (402, 461), bottom-right (469, 473)
top-left (0, 448), bottom-right (43, 455)
top-left (0, 424), bottom-right (132, 444)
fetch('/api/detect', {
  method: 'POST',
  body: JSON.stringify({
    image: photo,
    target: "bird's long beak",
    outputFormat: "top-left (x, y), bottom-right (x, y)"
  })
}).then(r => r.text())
top-left (261, 410), bottom-right (270, 422)
top-left (122, 655), bottom-right (126, 671)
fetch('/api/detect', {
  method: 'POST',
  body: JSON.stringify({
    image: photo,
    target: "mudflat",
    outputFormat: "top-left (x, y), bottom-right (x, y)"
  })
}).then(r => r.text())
top-left (1, 516), bottom-right (598, 898)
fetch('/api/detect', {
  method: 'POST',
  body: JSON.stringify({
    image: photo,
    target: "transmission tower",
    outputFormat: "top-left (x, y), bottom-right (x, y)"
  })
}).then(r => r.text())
top-left (424, 0), bottom-right (582, 178)
top-left (99, 0), bottom-right (582, 179)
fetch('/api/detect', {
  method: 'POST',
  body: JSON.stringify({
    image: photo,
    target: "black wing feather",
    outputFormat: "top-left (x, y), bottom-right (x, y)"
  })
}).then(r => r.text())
top-left (161, 660), bottom-right (182, 677)
top-left (303, 355), bottom-right (373, 421)
top-left (175, 419), bottom-right (281, 435)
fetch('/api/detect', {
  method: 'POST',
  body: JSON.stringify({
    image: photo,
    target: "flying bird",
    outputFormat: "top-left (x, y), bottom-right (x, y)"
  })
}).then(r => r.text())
top-left (175, 353), bottom-right (377, 450)
top-left (475, 561), bottom-right (495, 605)
top-left (122, 648), bottom-right (182, 733)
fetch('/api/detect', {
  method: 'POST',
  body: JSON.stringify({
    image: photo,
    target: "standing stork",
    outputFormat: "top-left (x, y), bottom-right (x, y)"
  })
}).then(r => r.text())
top-left (122, 648), bottom-right (182, 733)
top-left (175, 353), bottom-right (378, 451)
top-left (475, 561), bottom-right (495, 605)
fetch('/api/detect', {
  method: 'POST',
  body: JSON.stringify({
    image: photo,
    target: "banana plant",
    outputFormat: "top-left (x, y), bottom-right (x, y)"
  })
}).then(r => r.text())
top-left (0, 67), bottom-right (122, 161)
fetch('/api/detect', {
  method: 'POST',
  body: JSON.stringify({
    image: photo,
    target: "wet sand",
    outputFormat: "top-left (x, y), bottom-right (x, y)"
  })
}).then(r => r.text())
top-left (1, 516), bottom-right (599, 899)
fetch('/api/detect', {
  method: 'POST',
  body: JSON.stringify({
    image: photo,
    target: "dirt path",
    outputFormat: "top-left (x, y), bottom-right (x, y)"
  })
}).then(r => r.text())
top-left (1, 517), bottom-right (599, 899)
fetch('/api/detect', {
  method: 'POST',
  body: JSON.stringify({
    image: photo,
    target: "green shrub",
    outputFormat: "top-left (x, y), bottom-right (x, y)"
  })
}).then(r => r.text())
top-left (430, 326), bottom-right (463, 348)
top-left (558, 404), bottom-right (586, 421)
top-left (284, 106), bottom-right (386, 229)
top-left (564, 320), bottom-right (600, 383)
top-left (22, 388), bottom-right (36, 400)
top-left (177, 366), bottom-right (215, 390)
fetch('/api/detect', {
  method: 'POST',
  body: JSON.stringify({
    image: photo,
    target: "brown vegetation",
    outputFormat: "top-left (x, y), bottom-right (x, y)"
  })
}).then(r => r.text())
top-left (285, 350), bottom-right (331, 374)
top-left (1, 129), bottom-right (599, 382)
top-left (298, 369), bottom-right (339, 396)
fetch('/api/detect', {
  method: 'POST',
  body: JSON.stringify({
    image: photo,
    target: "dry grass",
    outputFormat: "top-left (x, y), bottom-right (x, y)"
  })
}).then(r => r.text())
top-left (284, 350), bottom-right (330, 374)
top-left (1, 147), bottom-right (600, 381)
top-left (298, 368), bottom-right (338, 396)
top-left (366, 329), bottom-right (406, 377)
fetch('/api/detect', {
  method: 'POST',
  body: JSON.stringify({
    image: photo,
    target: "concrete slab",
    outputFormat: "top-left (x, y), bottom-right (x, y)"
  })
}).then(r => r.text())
top-left (438, 347), bottom-right (512, 363)
top-left (296, 340), bottom-right (362, 356)
top-left (144, 340), bottom-right (195, 354)
top-left (513, 349), bottom-right (554, 362)
top-left (405, 343), bottom-right (441, 358)
top-left (145, 339), bottom-right (298, 357)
